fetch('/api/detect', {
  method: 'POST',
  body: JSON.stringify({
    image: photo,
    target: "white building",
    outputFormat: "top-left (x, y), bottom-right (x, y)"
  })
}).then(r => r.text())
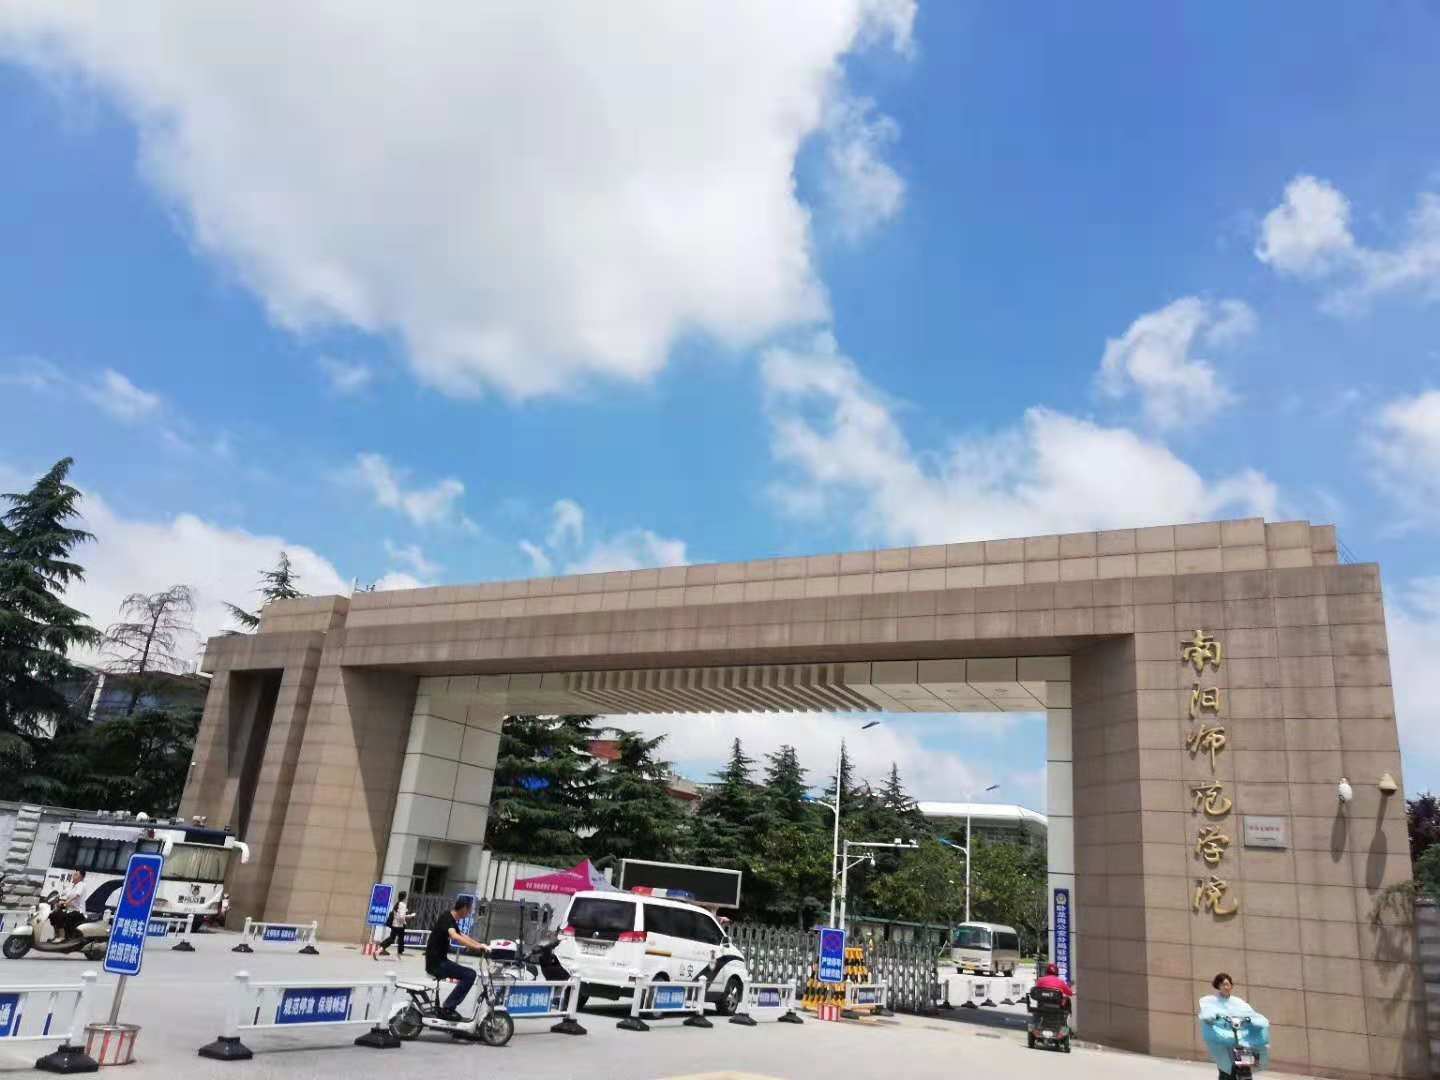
top-left (917, 802), bottom-right (1047, 848)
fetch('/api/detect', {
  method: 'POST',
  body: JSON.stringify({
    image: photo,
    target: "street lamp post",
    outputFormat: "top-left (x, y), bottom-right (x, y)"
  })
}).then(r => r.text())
top-left (964, 784), bottom-right (1000, 923)
top-left (838, 838), bottom-right (918, 930)
top-left (824, 720), bottom-right (882, 926)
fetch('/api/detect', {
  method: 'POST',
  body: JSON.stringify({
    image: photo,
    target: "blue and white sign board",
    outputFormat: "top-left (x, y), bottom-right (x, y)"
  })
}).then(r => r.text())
top-left (653, 985), bottom-right (688, 1010)
top-left (105, 852), bottom-right (165, 976)
top-left (818, 926), bottom-right (846, 984)
top-left (263, 925), bottom-right (300, 942)
top-left (1053, 887), bottom-right (1071, 983)
top-left (366, 883), bottom-right (393, 928)
top-left (755, 988), bottom-right (782, 1009)
top-left (503, 986), bottom-right (555, 1016)
top-left (147, 918), bottom-right (172, 938)
top-left (451, 892), bottom-right (477, 952)
top-left (0, 993), bottom-right (18, 1038)
top-left (275, 988), bottom-right (352, 1025)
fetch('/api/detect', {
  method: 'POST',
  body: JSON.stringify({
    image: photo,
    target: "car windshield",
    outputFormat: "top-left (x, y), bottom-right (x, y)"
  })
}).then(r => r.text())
top-left (160, 843), bottom-right (232, 885)
top-left (568, 898), bottom-right (635, 940)
top-left (952, 925), bottom-right (992, 949)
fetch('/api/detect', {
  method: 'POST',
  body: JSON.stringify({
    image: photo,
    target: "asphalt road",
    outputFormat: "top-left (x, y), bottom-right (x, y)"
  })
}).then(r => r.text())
top-left (0, 932), bottom-right (1294, 1080)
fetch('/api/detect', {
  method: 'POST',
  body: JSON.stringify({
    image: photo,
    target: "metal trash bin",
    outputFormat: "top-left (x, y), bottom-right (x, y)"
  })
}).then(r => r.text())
top-left (85, 1023), bottom-right (140, 1066)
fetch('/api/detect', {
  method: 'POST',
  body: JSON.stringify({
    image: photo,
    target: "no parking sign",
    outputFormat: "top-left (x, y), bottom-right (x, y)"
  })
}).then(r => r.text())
top-left (105, 853), bottom-right (165, 977)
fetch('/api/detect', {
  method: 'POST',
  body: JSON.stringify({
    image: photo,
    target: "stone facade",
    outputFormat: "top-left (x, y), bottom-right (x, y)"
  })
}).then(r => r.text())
top-left (181, 518), bottom-right (1423, 1078)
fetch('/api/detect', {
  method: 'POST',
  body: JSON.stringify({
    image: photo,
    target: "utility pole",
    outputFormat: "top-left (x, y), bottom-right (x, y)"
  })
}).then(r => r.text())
top-left (828, 739), bottom-right (844, 926)
top-left (837, 838), bottom-right (918, 930)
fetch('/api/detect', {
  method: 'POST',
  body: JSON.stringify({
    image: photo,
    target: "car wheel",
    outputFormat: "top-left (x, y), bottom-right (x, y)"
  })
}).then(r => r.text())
top-left (714, 976), bottom-right (743, 1016)
top-left (2, 935), bottom-right (30, 960)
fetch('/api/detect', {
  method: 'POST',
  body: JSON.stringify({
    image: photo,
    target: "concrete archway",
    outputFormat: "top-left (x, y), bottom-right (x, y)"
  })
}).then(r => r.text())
top-left (182, 517), bottom-right (1420, 1079)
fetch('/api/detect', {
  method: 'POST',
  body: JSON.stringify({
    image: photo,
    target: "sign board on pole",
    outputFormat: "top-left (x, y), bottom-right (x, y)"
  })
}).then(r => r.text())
top-left (366, 883), bottom-right (394, 928)
top-left (818, 926), bottom-right (846, 984)
top-left (1053, 887), bottom-right (1071, 983)
top-left (105, 852), bottom-right (165, 977)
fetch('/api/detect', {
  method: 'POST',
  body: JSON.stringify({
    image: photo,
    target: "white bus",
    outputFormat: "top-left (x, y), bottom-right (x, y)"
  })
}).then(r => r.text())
top-left (41, 819), bottom-right (249, 931)
top-left (946, 921), bottom-right (1021, 976)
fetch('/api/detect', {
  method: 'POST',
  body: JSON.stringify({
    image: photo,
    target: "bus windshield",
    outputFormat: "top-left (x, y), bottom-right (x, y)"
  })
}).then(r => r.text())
top-left (952, 925), bottom-right (993, 949)
top-left (161, 843), bottom-right (233, 885)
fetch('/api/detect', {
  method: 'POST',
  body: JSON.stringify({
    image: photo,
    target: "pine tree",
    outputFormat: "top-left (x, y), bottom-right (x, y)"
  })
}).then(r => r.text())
top-left (588, 729), bottom-right (687, 864)
top-left (761, 744), bottom-right (810, 823)
top-left (0, 458), bottom-right (101, 768)
top-left (693, 738), bottom-right (760, 865)
top-left (826, 741), bottom-right (859, 816)
top-left (488, 714), bottom-right (598, 862)
top-left (102, 584), bottom-right (197, 715)
top-left (877, 762), bottom-right (925, 837)
top-left (224, 551), bottom-right (305, 631)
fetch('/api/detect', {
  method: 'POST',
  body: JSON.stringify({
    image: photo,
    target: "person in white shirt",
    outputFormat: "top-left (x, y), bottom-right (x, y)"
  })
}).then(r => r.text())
top-left (51, 870), bottom-right (88, 939)
top-left (377, 891), bottom-right (412, 957)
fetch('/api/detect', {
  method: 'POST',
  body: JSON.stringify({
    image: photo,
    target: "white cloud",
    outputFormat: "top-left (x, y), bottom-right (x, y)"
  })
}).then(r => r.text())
top-left (317, 356), bottom-right (374, 395)
top-left (3, 359), bottom-right (161, 424)
top-left (1257, 175), bottom-right (1440, 309)
top-left (615, 709), bottom-right (1037, 805)
top-left (371, 571), bottom-right (427, 592)
top-left (0, 2), bottom-right (913, 399)
top-left (1388, 578), bottom-right (1440, 789)
top-left (1255, 175), bottom-right (1356, 276)
top-left (1367, 390), bottom-right (1440, 526)
top-left (547, 499), bottom-right (585, 549)
top-left (383, 539), bottom-right (440, 579)
top-left (1097, 297), bottom-right (1252, 429)
top-left (84, 368), bottom-right (162, 421)
top-left (43, 483), bottom-right (349, 659)
top-left (352, 453), bottom-right (465, 528)
top-left (763, 332), bottom-right (1279, 546)
top-left (520, 497), bottom-right (689, 576)
top-left (822, 97), bottom-right (906, 243)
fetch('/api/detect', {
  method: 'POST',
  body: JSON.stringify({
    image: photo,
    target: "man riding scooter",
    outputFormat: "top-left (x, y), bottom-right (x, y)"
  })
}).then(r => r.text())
top-left (50, 870), bottom-right (88, 940)
top-left (425, 896), bottom-right (490, 1021)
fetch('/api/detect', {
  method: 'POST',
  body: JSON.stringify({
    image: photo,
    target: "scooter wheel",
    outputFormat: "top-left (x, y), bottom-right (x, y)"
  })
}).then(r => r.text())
top-left (1063, 1039), bottom-right (1071, 1054)
top-left (389, 1005), bottom-right (424, 1041)
top-left (478, 1011), bottom-right (514, 1047)
top-left (84, 944), bottom-right (107, 962)
top-left (2, 935), bottom-right (30, 960)
top-left (1027, 1034), bottom-right (1035, 1049)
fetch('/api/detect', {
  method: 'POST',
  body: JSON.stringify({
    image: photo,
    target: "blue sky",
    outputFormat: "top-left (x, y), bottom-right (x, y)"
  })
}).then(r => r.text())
top-left (1, 3), bottom-right (1438, 808)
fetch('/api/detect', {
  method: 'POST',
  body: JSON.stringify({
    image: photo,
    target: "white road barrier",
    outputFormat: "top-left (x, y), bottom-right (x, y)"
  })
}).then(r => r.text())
top-left (147, 913), bottom-right (196, 952)
top-left (729, 982), bottom-right (804, 1026)
top-left (197, 970), bottom-right (401, 1060)
top-left (617, 978), bottom-right (711, 1032)
top-left (999, 978), bottom-right (1029, 1005)
top-left (0, 908), bottom-right (32, 934)
top-left (490, 978), bottom-right (587, 1035)
top-left (0, 969), bottom-right (101, 1074)
top-left (230, 917), bottom-right (320, 955)
top-left (841, 982), bottom-right (891, 1018)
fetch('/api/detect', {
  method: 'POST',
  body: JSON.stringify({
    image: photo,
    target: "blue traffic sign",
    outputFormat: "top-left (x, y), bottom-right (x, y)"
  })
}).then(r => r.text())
top-left (818, 926), bottom-right (846, 984)
top-left (366, 883), bottom-right (393, 928)
top-left (105, 852), bottom-right (165, 977)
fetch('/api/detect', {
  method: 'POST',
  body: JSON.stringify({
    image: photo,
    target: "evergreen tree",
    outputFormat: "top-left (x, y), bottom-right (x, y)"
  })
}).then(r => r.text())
top-left (488, 714), bottom-right (598, 862)
top-left (760, 744), bottom-right (810, 823)
top-left (692, 738), bottom-right (760, 865)
top-left (877, 762), bottom-right (925, 837)
top-left (826, 741), bottom-right (859, 816)
top-left (0, 458), bottom-right (101, 768)
top-left (588, 729), bottom-right (687, 864)
top-left (224, 551), bottom-right (305, 631)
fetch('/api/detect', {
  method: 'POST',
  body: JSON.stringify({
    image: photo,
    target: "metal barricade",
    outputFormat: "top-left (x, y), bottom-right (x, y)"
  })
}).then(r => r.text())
top-left (491, 979), bottom-right (586, 1035)
top-left (0, 969), bottom-right (100, 1073)
top-left (197, 970), bottom-right (401, 1060)
top-left (617, 978), bottom-right (711, 1032)
top-left (1000, 977), bottom-right (1029, 1005)
top-left (230, 917), bottom-right (320, 955)
top-left (147, 912), bottom-right (196, 952)
top-left (842, 982), bottom-right (891, 1018)
top-left (729, 981), bottom-right (804, 1026)
top-left (0, 908), bottom-right (33, 934)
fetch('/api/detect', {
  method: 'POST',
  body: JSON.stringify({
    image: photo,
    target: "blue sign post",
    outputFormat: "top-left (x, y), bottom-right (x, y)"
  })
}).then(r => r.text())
top-left (102, 852), bottom-right (166, 1029)
top-left (818, 926), bottom-right (846, 984)
top-left (451, 892), bottom-right (477, 953)
top-left (1053, 887), bottom-right (1071, 983)
top-left (366, 883), bottom-right (393, 928)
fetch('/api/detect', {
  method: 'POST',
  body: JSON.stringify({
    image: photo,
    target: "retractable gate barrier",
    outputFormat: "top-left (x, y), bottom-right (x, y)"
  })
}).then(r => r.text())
top-left (231, 918), bottom-right (320, 955)
top-left (0, 969), bottom-right (100, 1074)
top-left (617, 979), bottom-right (711, 1032)
top-left (197, 971), bottom-right (401, 1060)
top-left (491, 979), bottom-right (587, 1036)
top-left (147, 913), bottom-right (196, 952)
top-left (728, 982), bottom-right (804, 1026)
top-left (842, 982), bottom-right (891, 1018)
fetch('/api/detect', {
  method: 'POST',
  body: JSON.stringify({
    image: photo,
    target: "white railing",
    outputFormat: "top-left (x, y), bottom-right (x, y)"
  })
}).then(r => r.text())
top-left (490, 978), bottom-right (587, 1035)
top-left (231, 917), bottom-right (320, 954)
top-left (617, 978), bottom-right (711, 1032)
top-left (147, 912), bottom-right (196, 952)
top-left (729, 981), bottom-right (804, 1026)
top-left (842, 981), bottom-right (891, 1015)
top-left (197, 970), bottom-right (401, 1060)
top-left (0, 908), bottom-right (32, 934)
top-left (0, 970), bottom-right (100, 1073)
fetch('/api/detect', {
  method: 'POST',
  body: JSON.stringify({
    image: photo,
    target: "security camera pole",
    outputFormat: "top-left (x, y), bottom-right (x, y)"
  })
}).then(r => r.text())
top-left (837, 839), bottom-right (918, 930)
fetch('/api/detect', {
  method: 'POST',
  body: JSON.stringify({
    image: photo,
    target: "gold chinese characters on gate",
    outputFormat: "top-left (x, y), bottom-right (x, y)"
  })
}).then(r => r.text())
top-left (1183, 629), bottom-right (1239, 917)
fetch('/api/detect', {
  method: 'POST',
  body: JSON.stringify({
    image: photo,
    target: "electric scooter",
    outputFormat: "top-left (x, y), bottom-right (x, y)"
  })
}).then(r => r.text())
top-left (1223, 1015), bottom-right (1261, 1080)
top-left (2, 896), bottom-right (110, 961)
top-left (389, 954), bottom-right (514, 1046)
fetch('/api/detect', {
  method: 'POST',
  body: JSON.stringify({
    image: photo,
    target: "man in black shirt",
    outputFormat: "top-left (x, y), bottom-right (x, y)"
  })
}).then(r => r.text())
top-left (425, 897), bottom-right (489, 1021)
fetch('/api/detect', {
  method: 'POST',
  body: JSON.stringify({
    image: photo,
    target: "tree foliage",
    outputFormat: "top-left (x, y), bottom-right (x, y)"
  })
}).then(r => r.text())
top-left (871, 840), bottom-right (969, 926)
top-left (588, 729), bottom-right (687, 864)
top-left (488, 714), bottom-right (598, 862)
top-left (1408, 793), bottom-right (1440, 864)
top-left (968, 836), bottom-right (1048, 953)
top-left (102, 584), bottom-right (197, 715)
top-left (0, 458), bottom-right (101, 769)
top-left (225, 551), bottom-right (304, 632)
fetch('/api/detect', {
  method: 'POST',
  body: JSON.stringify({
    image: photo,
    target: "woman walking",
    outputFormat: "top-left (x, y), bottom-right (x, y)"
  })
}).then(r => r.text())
top-left (377, 890), bottom-right (412, 957)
